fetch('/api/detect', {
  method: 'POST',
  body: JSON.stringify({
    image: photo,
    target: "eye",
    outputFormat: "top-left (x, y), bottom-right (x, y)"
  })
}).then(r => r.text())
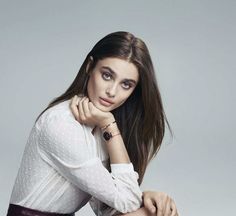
top-left (102, 71), bottom-right (112, 80)
top-left (122, 81), bottom-right (132, 90)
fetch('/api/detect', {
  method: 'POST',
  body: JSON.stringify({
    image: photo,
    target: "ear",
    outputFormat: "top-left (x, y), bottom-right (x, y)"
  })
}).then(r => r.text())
top-left (86, 56), bottom-right (94, 74)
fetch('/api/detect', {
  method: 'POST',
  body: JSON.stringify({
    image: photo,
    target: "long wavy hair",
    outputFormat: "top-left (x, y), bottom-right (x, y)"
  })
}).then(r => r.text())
top-left (36, 31), bottom-right (173, 184)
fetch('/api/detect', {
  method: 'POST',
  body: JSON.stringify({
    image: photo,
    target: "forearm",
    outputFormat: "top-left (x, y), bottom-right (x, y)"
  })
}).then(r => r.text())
top-left (101, 122), bottom-right (130, 164)
top-left (118, 207), bottom-right (154, 216)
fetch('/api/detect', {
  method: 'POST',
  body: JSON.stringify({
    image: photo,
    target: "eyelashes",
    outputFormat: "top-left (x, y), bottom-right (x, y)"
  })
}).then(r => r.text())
top-left (102, 71), bottom-right (112, 80)
top-left (122, 81), bottom-right (132, 89)
top-left (101, 71), bottom-right (133, 90)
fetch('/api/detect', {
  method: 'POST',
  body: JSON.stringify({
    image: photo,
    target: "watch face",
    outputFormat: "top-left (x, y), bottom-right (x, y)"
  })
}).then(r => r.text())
top-left (103, 131), bottom-right (111, 141)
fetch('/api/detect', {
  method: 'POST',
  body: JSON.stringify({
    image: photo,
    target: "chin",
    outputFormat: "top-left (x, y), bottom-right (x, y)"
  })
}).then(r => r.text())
top-left (94, 101), bottom-right (113, 112)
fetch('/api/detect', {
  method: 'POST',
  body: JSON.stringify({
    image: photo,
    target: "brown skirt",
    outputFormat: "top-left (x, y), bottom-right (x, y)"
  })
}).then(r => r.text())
top-left (7, 204), bottom-right (75, 216)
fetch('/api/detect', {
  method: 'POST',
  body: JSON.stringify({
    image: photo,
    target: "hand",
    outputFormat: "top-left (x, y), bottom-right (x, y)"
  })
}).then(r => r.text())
top-left (142, 191), bottom-right (178, 216)
top-left (70, 95), bottom-right (115, 127)
top-left (117, 207), bottom-right (156, 216)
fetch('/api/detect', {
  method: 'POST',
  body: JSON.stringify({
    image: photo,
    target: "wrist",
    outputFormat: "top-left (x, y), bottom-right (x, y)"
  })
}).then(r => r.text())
top-left (100, 120), bottom-right (117, 131)
top-left (99, 117), bottom-right (116, 129)
top-left (100, 120), bottom-right (121, 142)
top-left (102, 130), bottom-right (121, 142)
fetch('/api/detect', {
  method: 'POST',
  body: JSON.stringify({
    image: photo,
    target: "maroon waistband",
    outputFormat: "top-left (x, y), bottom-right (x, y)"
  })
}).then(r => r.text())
top-left (7, 204), bottom-right (75, 216)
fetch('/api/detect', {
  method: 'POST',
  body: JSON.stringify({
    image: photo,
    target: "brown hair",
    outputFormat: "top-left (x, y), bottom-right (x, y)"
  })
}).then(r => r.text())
top-left (36, 31), bottom-right (173, 184)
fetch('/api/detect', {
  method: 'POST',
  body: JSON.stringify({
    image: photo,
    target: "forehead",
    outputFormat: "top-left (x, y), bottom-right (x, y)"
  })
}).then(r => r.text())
top-left (95, 57), bottom-right (139, 81)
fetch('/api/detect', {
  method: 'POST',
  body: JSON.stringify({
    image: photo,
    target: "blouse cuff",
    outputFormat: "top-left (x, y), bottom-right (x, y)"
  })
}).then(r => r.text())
top-left (110, 163), bottom-right (134, 174)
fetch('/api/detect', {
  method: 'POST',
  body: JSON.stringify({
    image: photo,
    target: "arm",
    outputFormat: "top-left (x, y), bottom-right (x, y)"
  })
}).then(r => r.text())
top-left (72, 96), bottom-right (131, 164)
top-left (89, 196), bottom-right (154, 216)
top-left (101, 120), bottom-right (130, 164)
top-left (70, 96), bottom-right (179, 216)
top-left (118, 207), bottom-right (154, 216)
top-left (121, 191), bottom-right (179, 216)
top-left (89, 191), bottom-right (179, 216)
top-left (37, 113), bottom-right (142, 213)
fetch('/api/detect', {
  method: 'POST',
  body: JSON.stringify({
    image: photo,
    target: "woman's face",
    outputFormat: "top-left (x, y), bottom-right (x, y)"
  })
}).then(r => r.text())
top-left (87, 57), bottom-right (139, 112)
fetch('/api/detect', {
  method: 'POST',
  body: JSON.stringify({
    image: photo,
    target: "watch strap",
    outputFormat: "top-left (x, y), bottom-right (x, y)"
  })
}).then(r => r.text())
top-left (103, 130), bottom-right (120, 141)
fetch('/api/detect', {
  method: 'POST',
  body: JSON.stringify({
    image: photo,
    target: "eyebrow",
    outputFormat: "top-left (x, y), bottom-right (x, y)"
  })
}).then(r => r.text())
top-left (101, 66), bottom-right (137, 84)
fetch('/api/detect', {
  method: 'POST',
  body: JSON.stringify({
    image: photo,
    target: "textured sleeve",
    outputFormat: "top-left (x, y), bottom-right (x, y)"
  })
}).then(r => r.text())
top-left (89, 196), bottom-right (121, 216)
top-left (37, 115), bottom-right (142, 213)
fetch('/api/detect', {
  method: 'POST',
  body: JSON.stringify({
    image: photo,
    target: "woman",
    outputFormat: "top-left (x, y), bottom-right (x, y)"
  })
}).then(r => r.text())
top-left (7, 31), bottom-right (178, 216)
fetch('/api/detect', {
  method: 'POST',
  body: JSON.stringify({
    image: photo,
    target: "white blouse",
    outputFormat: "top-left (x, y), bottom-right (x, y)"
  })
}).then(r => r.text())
top-left (9, 99), bottom-right (142, 215)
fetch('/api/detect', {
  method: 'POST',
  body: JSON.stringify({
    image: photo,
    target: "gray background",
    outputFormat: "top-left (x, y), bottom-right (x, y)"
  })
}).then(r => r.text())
top-left (0, 0), bottom-right (235, 215)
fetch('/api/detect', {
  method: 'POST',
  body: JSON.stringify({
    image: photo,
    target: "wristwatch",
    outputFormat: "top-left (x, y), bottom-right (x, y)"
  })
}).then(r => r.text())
top-left (102, 130), bottom-right (120, 141)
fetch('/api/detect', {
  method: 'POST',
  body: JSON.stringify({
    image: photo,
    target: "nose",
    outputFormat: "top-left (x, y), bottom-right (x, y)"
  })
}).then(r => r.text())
top-left (106, 84), bottom-right (117, 98)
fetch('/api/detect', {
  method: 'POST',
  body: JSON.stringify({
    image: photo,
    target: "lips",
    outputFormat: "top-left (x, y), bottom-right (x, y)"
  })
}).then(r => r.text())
top-left (99, 97), bottom-right (114, 106)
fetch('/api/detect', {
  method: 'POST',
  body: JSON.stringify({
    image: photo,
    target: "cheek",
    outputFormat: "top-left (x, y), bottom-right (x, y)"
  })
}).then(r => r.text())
top-left (87, 74), bottom-right (106, 108)
top-left (115, 92), bottom-right (133, 107)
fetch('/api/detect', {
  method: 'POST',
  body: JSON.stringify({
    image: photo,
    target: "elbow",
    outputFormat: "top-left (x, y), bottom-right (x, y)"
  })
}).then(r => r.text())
top-left (114, 191), bottom-right (142, 213)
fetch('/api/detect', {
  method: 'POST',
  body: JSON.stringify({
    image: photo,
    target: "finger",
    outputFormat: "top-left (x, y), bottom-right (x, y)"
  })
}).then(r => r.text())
top-left (82, 97), bottom-right (91, 118)
top-left (88, 100), bottom-right (98, 115)
top-left (163, 197), bottom-right (171, 216)
top-left (157, 209), bottom-right (163, 216)
top-left (143, 197), bottom-right (156, 214)
top-left (70, 95), bottom-right (80, 120)
top-left (70, 95), bottom-right (82, 109)
top-left (78, 97), bottom-right (86, 122)
top-left (170, 200), bottom-right (178, 216)
top-left (157, 202), bottom-right (164, 216)
top-left (70, 95), bottom-right (78, 108)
